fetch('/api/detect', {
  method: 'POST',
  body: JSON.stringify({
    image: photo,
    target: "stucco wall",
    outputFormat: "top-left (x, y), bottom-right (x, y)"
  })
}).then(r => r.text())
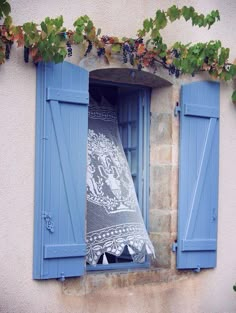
top-left (1, 1), bottom-right (236, 313)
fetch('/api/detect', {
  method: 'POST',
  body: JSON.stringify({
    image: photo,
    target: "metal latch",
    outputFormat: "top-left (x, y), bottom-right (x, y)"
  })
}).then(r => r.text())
top-left (174, 102), bottom-right (181, 117)
top-left (172, 241), bottom-right (178, 252)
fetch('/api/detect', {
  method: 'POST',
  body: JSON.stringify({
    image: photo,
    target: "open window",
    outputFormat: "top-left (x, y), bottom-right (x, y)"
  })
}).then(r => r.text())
top-left (87, 81), bottom-right (152, 270)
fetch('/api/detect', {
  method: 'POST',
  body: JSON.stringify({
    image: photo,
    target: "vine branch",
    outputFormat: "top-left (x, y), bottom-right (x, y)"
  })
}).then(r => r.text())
top-left (0, 2), bottom-right (235, 102)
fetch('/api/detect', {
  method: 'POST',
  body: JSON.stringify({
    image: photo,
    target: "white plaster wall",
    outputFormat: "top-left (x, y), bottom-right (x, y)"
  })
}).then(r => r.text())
top-left (0, 1), bottom-right (236, 312)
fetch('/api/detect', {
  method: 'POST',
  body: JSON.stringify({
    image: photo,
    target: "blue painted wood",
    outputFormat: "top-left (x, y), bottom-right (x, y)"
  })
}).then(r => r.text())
top-left (33, 62), bottom-right (89, 279)
top-left (182, 239), bottom-right (217, 251)
top-left (44, 244), bottom-right (86, 259)
top-left (177, 81), bottom-right (219, 270)
top-left (184, 104), bottom-right (219, 118)
top-left (142, 89), bottom-right (151, 227)
top-left (118, 88), bottom-right (151, 224)
top-left (118, 90), bottom-right (139, 195)
top-left (47, 87), bottom-right (89, 104)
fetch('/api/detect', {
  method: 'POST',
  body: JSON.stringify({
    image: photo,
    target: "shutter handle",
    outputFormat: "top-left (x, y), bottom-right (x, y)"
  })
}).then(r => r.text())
top-left (42, 211), bottom-right (55, 233)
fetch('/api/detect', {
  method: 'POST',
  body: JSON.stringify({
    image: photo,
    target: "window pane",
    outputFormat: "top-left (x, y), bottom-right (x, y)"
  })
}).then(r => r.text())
top-left (131, 124), bottom-right (137, 148)
top-left (122, 126), bottom-right (128, 148)
top-left (131, 150), bottom-right (137, 175)
top-left (131, 102), bottom-right (138, 120)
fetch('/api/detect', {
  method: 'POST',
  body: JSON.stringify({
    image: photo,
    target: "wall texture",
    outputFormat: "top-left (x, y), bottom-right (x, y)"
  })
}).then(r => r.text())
top-left (0, 1), bottom-right (236, 312)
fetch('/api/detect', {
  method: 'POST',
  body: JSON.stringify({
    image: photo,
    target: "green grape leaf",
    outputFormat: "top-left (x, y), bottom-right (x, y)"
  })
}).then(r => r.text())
top-left (73, 32), bottom-right (84, 44)
top-left (40, 21), bottom-right (47, 34)
top-left (167, 5), bottom-right (181, 22)
top-left (111, 44), bottom-right (121, 53)
top-left (0, 0), bottom-right (11, 18)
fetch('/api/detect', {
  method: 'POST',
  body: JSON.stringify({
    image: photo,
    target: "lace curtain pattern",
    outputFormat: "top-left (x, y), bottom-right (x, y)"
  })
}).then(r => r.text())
top-left (86, 95), bottom-right (155, 265)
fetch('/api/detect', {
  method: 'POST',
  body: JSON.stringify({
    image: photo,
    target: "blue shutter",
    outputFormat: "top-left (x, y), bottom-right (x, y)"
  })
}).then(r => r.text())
top-left (176, 81), bottom-right (219, 270)
top-left (33, 62), bottom-right (89, 279)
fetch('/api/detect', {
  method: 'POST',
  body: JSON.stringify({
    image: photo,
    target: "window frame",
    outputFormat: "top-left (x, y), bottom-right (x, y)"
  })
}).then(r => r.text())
top-left (87, 79), bottom-right (152, 272)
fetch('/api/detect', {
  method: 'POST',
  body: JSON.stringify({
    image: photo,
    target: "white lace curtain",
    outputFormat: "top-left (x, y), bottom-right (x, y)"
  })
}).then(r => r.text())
top-left (86, 95), bottom-right (154, 265)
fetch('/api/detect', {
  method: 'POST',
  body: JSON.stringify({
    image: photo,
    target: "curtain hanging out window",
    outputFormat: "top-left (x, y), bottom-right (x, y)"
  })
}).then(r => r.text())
top-left (86, 95), bottom-right (154, 265)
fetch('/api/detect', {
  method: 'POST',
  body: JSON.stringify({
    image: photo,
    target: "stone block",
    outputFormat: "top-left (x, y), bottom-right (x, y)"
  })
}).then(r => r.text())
top-left (150, 165), bottom-right (171, 210)
top-left (149, 209), bottom-right (171, 233)
top-left (151, 86), bottom-right (173, 114)
top-left (150, 113), bottom-right (172, 145)
top-left (170, 210), bottom-right (178, 234)
top-left (171, 166), bottom-right (178, 210)
top-left (150, 144), bottom-right (172, 166)
top-left (171, 143), bottom-right (178, 166)
top-left (172, 112), bottom-right (180, 144)
top-left (150, 233), bottom-right (171, 268)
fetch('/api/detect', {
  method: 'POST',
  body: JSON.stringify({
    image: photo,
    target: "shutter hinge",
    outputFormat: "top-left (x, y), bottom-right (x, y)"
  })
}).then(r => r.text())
top-left (174, 102), bottom-right (181, 117)
top-left (172, 241), bottom-right (178, 252)
top-left (58, 272), bottom-right (65, 282)
top-left (193, 265), bottom-right (201, 273)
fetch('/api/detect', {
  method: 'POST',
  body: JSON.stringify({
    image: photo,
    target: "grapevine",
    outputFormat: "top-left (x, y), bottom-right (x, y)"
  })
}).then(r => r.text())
top-left (0, 2), bottom-right (235, 102)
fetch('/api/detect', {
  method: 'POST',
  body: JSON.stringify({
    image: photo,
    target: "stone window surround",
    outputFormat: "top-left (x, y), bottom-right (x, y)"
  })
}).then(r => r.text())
top-left (62, 59), bottom-right (182, 296)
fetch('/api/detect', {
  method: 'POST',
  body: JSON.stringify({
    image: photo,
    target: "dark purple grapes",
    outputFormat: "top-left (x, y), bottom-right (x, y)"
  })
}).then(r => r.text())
top-left (122, 44), bottom-right (128, 63)
top-left (175, 69), bottom-right (180, 78)
top-left (172, 49), bottom-right (180, 58)
top-left (138, 62), bottom-right (143, 71)
top-left (5, 41), bottom-right (13, 60)
top-left (66, 41), bottom-right (72, 57)
top-left (168, 64), bottom-right (176, 75)
top-left (129, 53), bottom-right (134, 65)
top-left (97, 47), bottom-right (105, 57)
top-left (24, 46), bottom-right (29, 63)
top-left (101, 35), bottom-right (110, 43)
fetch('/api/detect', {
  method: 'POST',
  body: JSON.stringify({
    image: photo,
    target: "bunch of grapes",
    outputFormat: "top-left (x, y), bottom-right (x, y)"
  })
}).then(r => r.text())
top-left (97, 47), bottom-right (105, 57)
top-left (172, 49), bottom-right (180, 58)
top-left (137, 61), bottom-right (143, 71)
top-left (135, 38), bottom-right (143, 45)
top-left (66, 41), bottom-right (72, 57)
top-left (101, 35), bottom-right (110, 44)
top-left (168, 64), bottom-right (180, 77)
top-left (122, 42), bottom-right (130, 63)
top-left (122, 42), bottom-right (136, 65)
top-left (5, 41), bottom-right (13, 60)
top-left (24, 46), bottom-right (29, 63)
top-left (84, 40), bottom-right (92, 56)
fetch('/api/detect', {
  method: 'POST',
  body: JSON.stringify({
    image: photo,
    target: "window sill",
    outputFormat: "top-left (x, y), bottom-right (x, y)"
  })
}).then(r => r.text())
top-left (62, 267), bottom-right (180, 296)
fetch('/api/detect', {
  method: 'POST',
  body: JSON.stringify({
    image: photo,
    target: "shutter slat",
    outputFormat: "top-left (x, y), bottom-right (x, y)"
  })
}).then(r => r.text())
top-left (44, 244), bottom-right (86, 259)
top-left (184, 104), bottom-right (219, 118)
top-left (47, 87), bottom-right (89, 104)
top-left (182, 239), bottom-right (217, 251)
